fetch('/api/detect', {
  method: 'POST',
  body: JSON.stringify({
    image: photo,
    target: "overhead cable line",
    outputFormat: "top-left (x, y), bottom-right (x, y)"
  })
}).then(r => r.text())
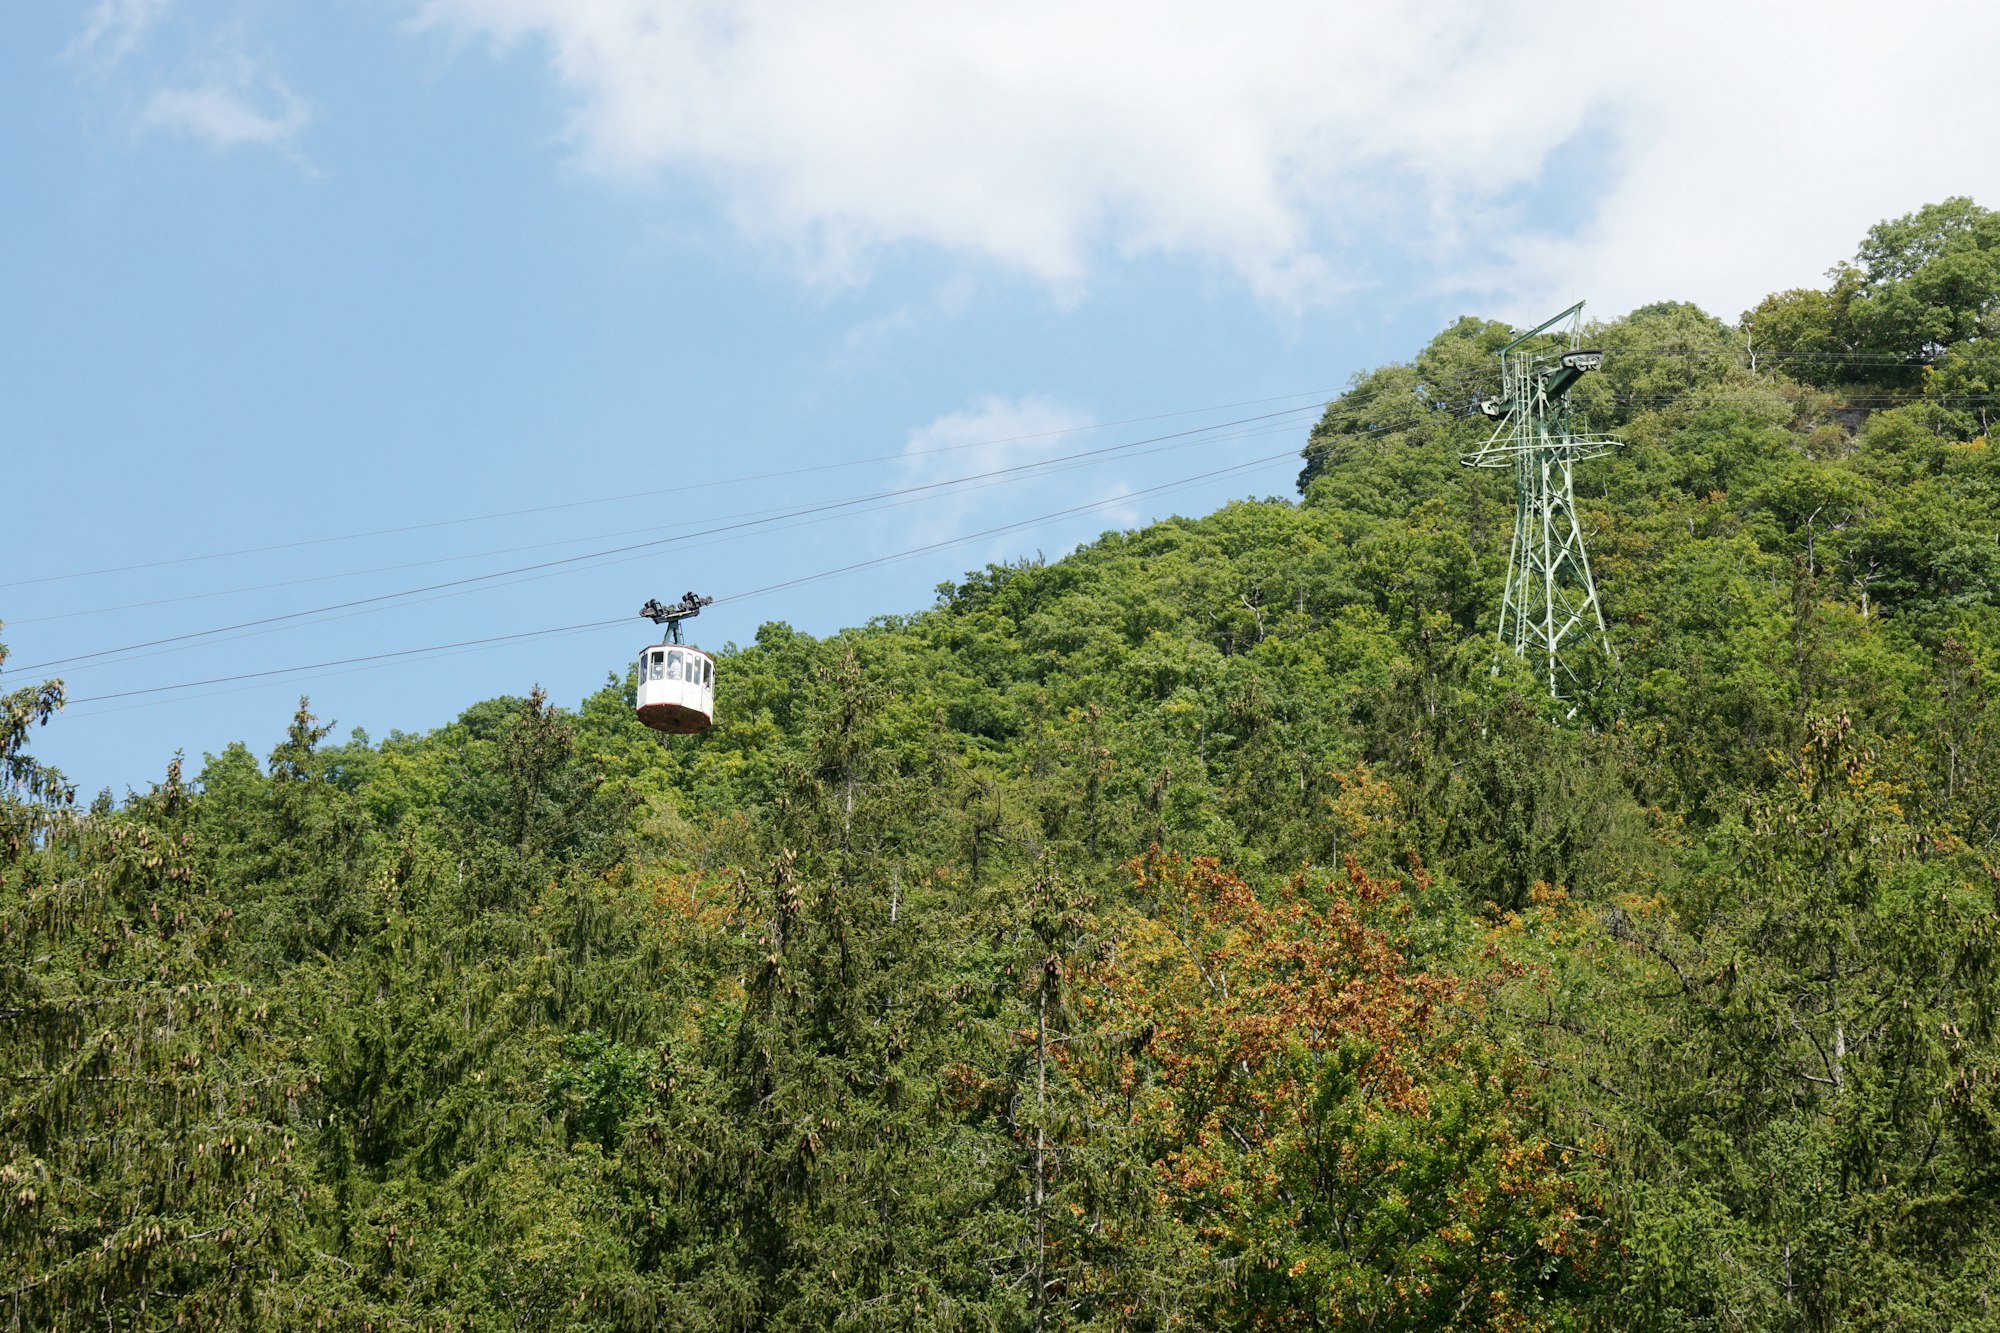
top-left (1597, 347), bottom-right (1967, 365)
top-left (2, 388), bottom-right (1339, 591)
top-left (6, 504), bottom-right (787, 628)
top-left (44, 415), bottom-right (1328, 681)
top-left (63, 446), bottom-right (1300, 711)
top-left (20, 341), bottom-right (1943, 609)
top-left (716, 450), bottom-right (1295, 607)
top-left (5, 402), bottom-right (1326, 679)
top-left (42, 338), bottom-right (1941, 670)
top-left (15, 412), bottom-right (1323, 630)
top-left (62, 638), bottom-right (556, 722)
top-left (17, 409), bottom-right (1330, 677)
top-left (62, 620), bottom-right (630, 707)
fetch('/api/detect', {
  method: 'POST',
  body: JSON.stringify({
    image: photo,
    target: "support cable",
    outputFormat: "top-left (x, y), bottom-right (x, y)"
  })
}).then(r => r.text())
top-left (62, 446), bottom-right (1300, 710)
top-left (1, 388), bottom-right (1340, 591)
top-left (5, 403), bottom-right (1325, 678)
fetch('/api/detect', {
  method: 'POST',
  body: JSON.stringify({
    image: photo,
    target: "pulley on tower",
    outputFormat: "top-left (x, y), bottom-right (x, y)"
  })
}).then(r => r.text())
top-left (1461, 302), bottom-right (1621, 697)
top-left (635, 591), bottom-right (716, 734)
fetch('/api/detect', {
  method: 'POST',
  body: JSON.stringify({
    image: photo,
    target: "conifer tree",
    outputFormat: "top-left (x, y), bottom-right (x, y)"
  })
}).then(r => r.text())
top-left (2, 759), bottom-right (310, 1329)
top-left (0, 626), bottom-right (68, 859)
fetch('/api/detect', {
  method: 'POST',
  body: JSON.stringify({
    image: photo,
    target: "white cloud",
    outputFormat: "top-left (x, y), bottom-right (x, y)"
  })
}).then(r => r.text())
top-left (832, 275), bottom-right (977, 369)
top-left (1470, 11), bottom-right (2000, 322)
top-left (139, 60), bottom-right (311, 156)
top-left (67, 6), bottom-right (314, 168)
top-left (69, 0), bottom-right (172, 66)
top-left (415, 0), bottom-right (2000, 320)
top-left (890, 396), bottom-right (1110, 565)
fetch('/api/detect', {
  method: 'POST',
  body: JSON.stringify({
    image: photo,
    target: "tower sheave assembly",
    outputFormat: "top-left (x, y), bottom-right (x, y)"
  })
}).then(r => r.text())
top-left (1461, 302), bottom-right (1621, 696)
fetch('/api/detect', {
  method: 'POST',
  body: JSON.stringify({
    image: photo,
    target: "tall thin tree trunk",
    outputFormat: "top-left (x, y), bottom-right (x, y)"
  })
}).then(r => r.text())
top-left (1033, 987), bottom-right (1048, 1332)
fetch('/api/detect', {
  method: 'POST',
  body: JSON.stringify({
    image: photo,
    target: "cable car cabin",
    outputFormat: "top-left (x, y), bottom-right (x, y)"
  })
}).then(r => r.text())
top-left (636, 644), bottom-right (715, 734)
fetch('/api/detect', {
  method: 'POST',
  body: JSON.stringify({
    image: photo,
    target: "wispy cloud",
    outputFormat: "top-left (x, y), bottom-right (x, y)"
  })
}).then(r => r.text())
top-left (892, 395), bottom-right (1116, 568)
top-left (66, 4), bottom-right (315, 168)
top-left (416, 0), bottom-right (2000, 320)
top-left (135, 37), bottom-right (315, 168)
top-left (140, 75), bottom-right (311, 151)
top-left (832, 275), bottom-right (977, 369)
top-left (68, 0), bottom-right (173, 66)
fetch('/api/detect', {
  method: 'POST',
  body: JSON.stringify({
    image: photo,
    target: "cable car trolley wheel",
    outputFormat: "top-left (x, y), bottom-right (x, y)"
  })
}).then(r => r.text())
top-left (635, 591), bottom-right (716, 735)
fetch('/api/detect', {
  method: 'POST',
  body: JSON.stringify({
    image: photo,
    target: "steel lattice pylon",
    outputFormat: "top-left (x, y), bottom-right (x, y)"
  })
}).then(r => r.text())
top-left (1461, 302), bottom-right (1621, 696)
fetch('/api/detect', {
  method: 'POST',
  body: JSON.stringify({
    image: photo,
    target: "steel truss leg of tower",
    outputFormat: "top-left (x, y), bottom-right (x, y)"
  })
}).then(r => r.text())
top-left (1497, 450), bottom-right (1609, 694)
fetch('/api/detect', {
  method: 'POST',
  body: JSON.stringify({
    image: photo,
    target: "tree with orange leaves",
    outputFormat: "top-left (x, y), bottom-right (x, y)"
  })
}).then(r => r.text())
top-left (1082, 853), bottom-right (1600, 1330)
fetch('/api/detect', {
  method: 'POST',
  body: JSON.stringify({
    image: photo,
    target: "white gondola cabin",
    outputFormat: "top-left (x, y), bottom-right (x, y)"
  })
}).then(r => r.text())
top-left (635, 591), bottom-right (717, 735)
top-left (636, 643), bottom-right (714, 734)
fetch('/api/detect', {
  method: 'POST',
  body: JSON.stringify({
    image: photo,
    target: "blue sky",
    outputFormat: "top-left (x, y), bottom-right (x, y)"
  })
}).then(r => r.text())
top-left (5, 0), bottom-right (1995, 796)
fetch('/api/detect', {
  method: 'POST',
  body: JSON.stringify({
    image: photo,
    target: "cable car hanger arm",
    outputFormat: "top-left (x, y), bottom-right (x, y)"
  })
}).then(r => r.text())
top-left (640, 591), bottom-right (712, 644)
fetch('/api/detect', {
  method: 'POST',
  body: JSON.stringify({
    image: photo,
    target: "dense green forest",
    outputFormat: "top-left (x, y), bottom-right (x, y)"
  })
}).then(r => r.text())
top-left (6, 199), bottom-right (2000, 1330)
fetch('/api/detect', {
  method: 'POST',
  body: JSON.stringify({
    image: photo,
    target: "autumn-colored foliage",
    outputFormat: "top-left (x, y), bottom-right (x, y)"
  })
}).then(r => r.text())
top-left (1090, 854), bottom-right (1599, 1329)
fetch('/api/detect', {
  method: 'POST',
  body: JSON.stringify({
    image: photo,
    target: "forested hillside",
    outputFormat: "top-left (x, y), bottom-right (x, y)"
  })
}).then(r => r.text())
top-left (6, 199), bottom-right (2000, 1330)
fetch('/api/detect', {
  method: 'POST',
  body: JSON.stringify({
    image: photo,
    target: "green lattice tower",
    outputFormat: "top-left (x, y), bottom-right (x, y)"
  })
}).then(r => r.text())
top-left (1461, 302), bottom-right (1622, 696)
